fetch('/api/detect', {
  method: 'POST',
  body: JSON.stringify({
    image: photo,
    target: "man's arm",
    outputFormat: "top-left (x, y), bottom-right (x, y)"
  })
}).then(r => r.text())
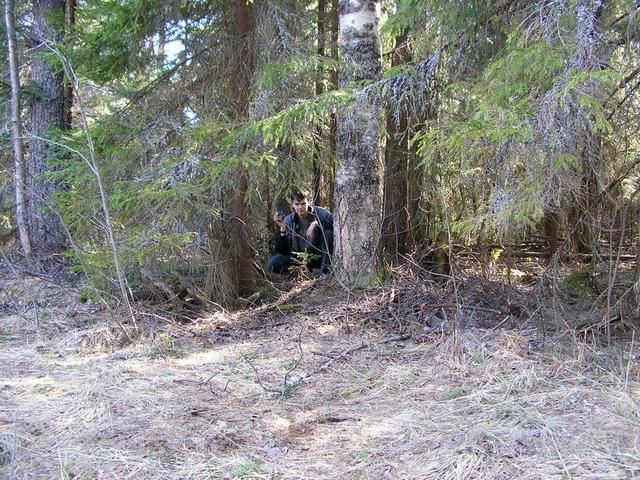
top-left (274, 213), bottom-right (292, 255)
top-left (275, 229), bottom-right (291, 255)
top-left (317, 207), bottom-right (334, 232)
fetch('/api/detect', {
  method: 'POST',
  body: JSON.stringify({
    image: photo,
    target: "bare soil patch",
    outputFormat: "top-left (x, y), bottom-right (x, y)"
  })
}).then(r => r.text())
top-left (1, 265), bottom-right (639, 479)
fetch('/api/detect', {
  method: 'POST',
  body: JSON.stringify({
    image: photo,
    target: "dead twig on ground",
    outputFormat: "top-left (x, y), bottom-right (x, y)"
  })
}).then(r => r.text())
top-left (243, 349), bottom-right (283, 395)
top-left (423, 303), bottom-right (503, 314)
top-left (282, 327), bottom-right (306, 389)
top-left (246, 279), bottom-right (318, 317)
top-left (0, 252), bottom-right (48, 333)
top-left (245, 333), bottom-right (412, 397)
top-left (286, 333), bottom-right (412, 391)
top-left (344, 288), bottom-right (352, 333)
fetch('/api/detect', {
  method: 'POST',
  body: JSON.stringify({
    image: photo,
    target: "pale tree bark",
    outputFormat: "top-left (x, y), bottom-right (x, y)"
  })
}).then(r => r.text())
top-left (334, 0), bottom-right (385, 284)
top-left (5, 0), bottom-right (32, 257)
top-left (29, 0), bottom-right (67, 255)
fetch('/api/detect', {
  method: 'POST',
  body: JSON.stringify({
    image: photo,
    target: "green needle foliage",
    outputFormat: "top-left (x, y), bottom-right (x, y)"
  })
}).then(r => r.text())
top-left (5, 0), bottom-right (635, 315)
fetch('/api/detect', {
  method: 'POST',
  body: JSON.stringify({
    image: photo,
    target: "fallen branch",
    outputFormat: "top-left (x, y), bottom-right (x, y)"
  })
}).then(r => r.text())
top-left (246, 333), bottom-right (411, 397)
top-left (424, 304), bottom-right (503, 314)
top-left (506, 251), bottom-right (637, 261)
top-left (284, 333), bottom-right (412, 393)
top-left (139, 267), bottom-right (177, 300)
top-left (247, 278), bottom-right (318, 316)
top-left (243, 350), bottom-right (283, 395)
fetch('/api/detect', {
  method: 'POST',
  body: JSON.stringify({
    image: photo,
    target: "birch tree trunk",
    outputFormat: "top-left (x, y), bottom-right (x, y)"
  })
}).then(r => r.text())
top-left (334, 0), bottom-right (385, 284)
top-left (29, 0), bottom-right (67, 254)
top-left (5, 0), bottom-right (32, 257)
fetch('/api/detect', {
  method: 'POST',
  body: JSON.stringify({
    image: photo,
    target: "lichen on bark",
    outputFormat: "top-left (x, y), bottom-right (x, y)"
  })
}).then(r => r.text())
top-left (334, 0), bottom-right (385, 284)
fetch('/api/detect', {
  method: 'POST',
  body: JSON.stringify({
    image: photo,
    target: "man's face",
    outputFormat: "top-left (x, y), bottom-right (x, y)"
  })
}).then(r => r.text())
top-left (292, 198), bottom-right (309, 217)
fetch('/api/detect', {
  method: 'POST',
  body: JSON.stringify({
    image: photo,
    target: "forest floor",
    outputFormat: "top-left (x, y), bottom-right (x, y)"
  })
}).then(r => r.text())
top-left (1, 259), bottom-right (640, 479)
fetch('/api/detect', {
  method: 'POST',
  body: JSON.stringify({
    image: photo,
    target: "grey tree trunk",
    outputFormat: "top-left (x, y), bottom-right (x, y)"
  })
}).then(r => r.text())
top-left (29, 0), bottom-right (67, 254)
top-left (334, 0), bottom-right (385, 284)
top-left (5, 0), bottom-right (32, 257)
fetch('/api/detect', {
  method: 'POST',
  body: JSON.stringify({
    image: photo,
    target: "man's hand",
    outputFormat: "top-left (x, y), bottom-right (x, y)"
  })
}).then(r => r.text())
top-left (274, 214), bottom-right (285, 233)
top-left (306, 221), bottom-right (318, 240)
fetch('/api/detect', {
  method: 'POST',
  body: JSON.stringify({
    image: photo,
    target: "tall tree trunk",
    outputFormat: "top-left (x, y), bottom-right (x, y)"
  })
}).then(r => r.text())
top-left (29, 0), bottom-right (67, 255)
top-left (312, 0), bottom-right (326, 205)
top-left (327, 0), bottom-right (338, 208)
top-left (230, 0), bottom-right (253, 295)
top-left (636, 203), bottom-right (640, 282)
top-left (334, 0), bottom-right (385, 284)
top-left (383, 33), bottom-right (410, 262)
top-left (330, 0), bottom-right (338, 87)
top-left (544, 210), bottom-right (560, 257)
top-left (63, 0), bottom-right (75, 130)
top-left (5, 0), bottom-right (32, 257)
top-left (570, 0), bottom-right (604, 258)
top-left (572, 153), bottom-right (599, 256)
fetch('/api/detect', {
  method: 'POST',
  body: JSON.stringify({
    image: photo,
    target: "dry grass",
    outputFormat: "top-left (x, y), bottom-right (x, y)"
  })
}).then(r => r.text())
top-left (1, 269), bottom-right (640, 479)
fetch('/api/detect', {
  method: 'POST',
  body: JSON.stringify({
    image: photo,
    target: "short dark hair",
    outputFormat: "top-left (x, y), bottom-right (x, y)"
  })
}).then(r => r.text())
top-left (290, 187), bottom-right (310, 202)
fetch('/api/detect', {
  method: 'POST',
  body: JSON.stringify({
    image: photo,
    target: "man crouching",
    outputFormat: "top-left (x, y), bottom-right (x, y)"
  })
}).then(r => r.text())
top-left (267, 187), bottom-right (333, 276)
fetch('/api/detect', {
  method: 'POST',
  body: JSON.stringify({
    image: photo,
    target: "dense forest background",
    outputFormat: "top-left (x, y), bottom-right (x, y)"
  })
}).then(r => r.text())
top-left (2, 3), bottom-right (640, 476)
top-left (1, 0), bottom-right (639, 329)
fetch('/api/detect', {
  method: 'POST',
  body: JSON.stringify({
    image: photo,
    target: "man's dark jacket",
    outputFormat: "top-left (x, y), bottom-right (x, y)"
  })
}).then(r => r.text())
top-left (275, 206), bottom-right (333, 257)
